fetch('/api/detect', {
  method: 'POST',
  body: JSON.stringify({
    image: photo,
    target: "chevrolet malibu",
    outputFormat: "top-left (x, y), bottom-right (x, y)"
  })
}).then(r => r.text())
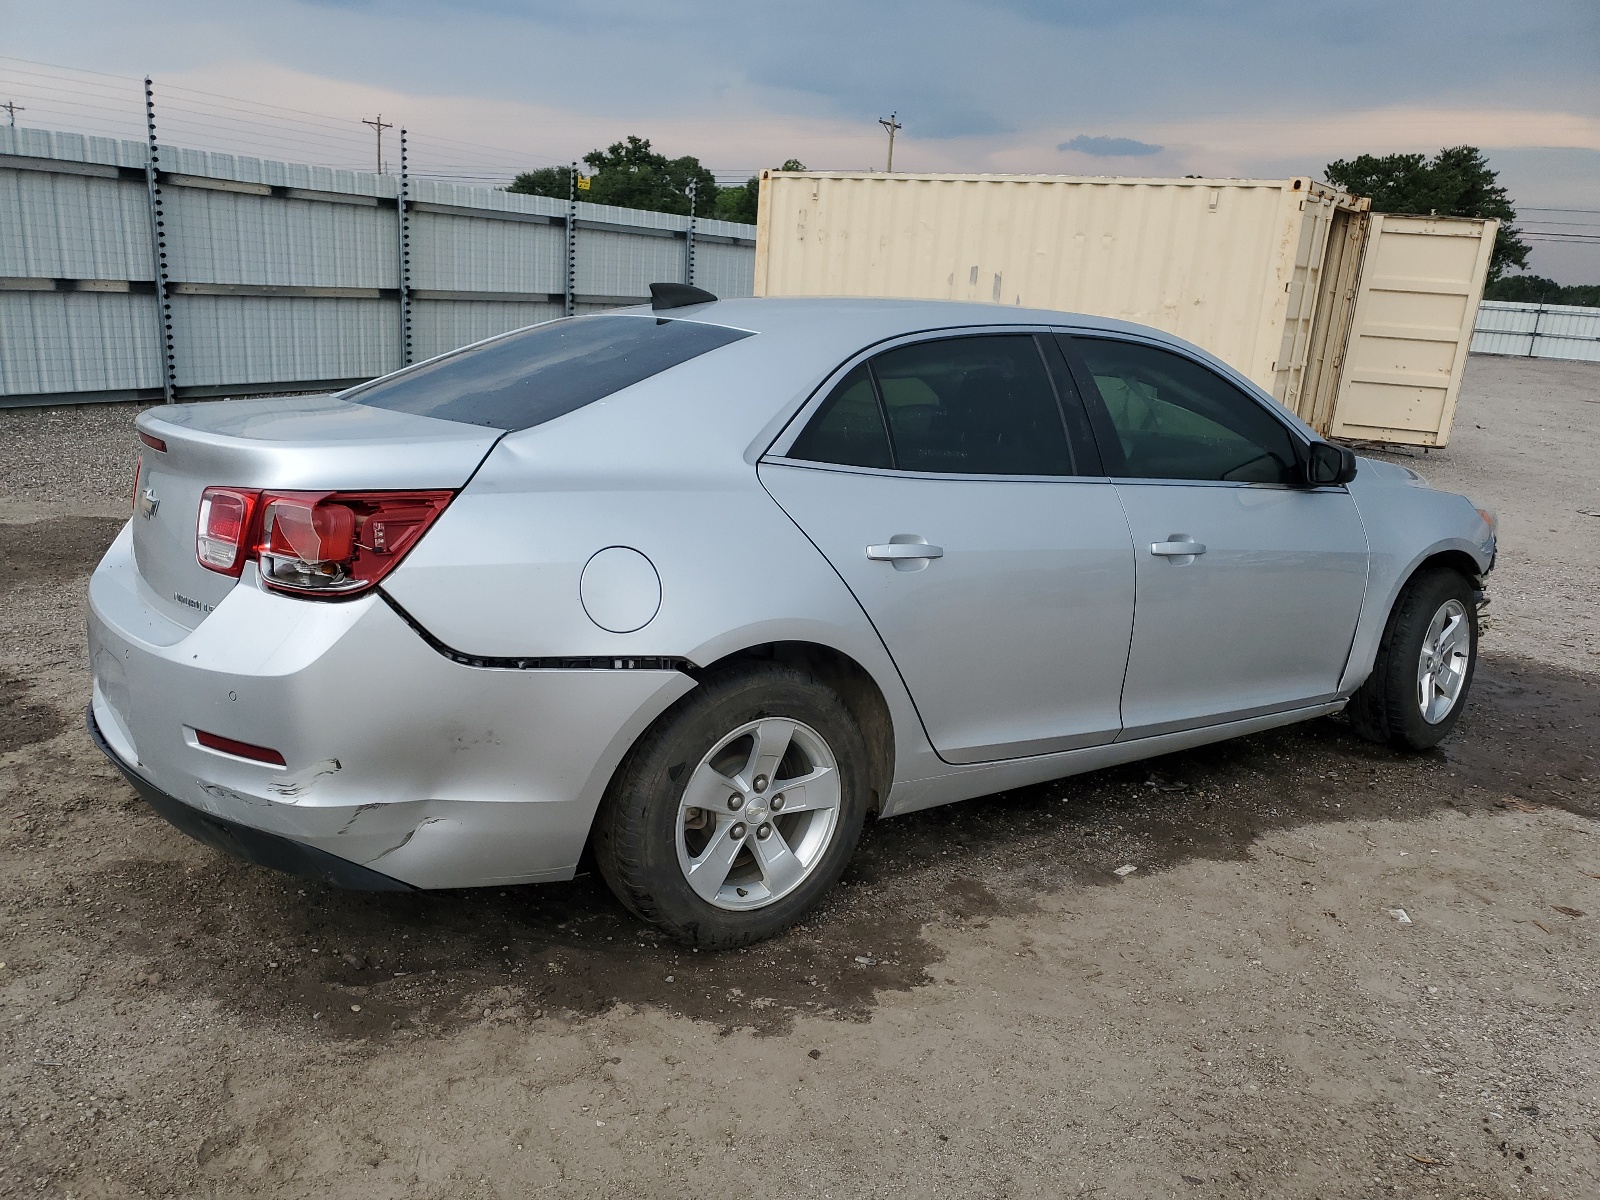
top-left (88, 288), bottom-right (1495, 947)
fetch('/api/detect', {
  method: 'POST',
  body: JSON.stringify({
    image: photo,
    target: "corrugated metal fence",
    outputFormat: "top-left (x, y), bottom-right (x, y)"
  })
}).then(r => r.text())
top-left (1471, 299), bottom-right (1600, 363)
top-left (0, 126), bottom-right (757, 407)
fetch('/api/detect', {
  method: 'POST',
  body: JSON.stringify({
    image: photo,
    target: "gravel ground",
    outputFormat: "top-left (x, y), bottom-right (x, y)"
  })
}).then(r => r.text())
top-left (1, 356), bottom-right (1597, 1199)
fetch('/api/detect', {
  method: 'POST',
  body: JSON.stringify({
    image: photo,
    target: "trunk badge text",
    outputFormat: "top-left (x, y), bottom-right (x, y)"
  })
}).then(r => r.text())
top-left (138, 488), bottom-right (160, 520)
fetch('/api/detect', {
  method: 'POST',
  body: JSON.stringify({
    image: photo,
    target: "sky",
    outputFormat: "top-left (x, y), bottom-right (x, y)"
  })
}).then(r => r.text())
top-left (2, 0), bottom-right (1596, 281)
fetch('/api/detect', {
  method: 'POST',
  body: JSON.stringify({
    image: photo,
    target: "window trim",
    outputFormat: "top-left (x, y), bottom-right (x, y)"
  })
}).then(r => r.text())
top-left (764, 326), bottom-right (1108, 483)
top-left (1055, 331), bottom-right (1319, 490)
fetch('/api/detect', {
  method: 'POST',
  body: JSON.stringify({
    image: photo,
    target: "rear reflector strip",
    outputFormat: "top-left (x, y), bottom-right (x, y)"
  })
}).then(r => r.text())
top-left (139, 431), bottom-right (168, 452)
top-left (194, 729), bottom-right (287, 766)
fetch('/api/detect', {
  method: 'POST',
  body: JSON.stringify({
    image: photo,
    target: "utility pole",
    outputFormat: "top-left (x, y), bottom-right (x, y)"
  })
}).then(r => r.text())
top-left (879, 111), bottom-right (902, 173)
top-left (1, 101), bottom-right (23, 128)
top-left (361, 113), bottom-right (393, 174)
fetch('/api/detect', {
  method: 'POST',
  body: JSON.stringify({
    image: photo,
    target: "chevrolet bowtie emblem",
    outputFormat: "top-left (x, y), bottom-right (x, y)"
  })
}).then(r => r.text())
top-left (138, 487), bottom-right (160, 520)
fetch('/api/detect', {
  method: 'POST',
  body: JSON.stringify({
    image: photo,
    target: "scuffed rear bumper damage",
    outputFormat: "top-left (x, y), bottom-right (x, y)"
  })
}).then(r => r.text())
top-left (87, 525), bottom-right (694, 889)
top-left (87, 706), bottom-right (413, 890)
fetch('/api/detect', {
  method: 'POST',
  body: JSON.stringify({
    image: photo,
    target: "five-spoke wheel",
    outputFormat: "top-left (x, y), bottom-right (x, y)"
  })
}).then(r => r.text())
top-left (676, 717), bottom-right (842, 909)
top-left (1348, 566), bottom-right (1479, 751)
top-left (1417, 598), bottom-right (1471, 725)
top-left (593, 662), bottom-right (869, 948)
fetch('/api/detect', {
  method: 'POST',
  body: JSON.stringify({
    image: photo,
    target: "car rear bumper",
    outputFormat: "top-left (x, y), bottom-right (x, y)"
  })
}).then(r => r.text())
top-left (87, 705), bottom-right (414, 890)
top-left (87, 524), bottom-right (695, 889)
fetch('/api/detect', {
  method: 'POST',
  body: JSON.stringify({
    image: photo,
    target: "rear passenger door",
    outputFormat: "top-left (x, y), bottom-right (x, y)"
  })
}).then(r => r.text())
top-left (759, 331), bottom-right (1136, 764)
top-left (1061, 334), bottom-right (1369, 740)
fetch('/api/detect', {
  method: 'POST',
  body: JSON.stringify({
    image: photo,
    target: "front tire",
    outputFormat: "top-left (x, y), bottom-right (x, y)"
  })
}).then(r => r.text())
top-left (592, 662), bottom-right (870, 948)
top-left (1347, 567), bottom-right (1478, 751)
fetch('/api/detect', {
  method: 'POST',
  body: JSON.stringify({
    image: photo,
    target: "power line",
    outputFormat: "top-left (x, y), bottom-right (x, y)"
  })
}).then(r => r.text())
top-left (1520, 232), bottom-right (1600, 243)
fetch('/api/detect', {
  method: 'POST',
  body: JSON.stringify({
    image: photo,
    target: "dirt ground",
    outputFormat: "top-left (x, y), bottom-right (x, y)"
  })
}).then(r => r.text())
top-left (1, 354), bottom-right (1597, 1199)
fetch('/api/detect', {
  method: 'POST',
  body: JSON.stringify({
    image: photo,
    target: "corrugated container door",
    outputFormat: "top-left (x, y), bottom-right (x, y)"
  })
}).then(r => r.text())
top-left (1329, 214), bottom-right (1497, 447)
top-left (1296, 208), bottom-right (1368, 434)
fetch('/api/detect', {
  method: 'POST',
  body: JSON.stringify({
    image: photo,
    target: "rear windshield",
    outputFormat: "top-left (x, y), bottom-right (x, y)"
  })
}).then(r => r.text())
top-left (343, 314), bottom-right (754, 431)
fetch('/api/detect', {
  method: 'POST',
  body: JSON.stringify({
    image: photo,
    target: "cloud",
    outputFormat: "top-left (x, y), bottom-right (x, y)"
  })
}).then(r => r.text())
top-left (1059, 134), bottom-right (1164, 157)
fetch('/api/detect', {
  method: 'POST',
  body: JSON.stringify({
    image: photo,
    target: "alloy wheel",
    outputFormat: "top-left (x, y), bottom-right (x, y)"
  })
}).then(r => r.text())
top-left (675, 717), bottom-right (842, 910)
top-left (1417, 598), bottom-right (1471, 725)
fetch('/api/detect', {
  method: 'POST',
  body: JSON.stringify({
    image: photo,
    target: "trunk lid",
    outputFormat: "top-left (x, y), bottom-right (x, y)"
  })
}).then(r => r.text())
top-left (132, 394), bottom-right (501, 629)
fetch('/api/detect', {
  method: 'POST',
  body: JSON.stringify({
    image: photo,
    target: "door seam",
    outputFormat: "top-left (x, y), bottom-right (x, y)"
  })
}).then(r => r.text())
top-left (753, 463), bottom-right (954, 766)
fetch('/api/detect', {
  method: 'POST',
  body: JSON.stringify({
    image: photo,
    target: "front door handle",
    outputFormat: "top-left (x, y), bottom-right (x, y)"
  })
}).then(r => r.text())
top-left (1151, 538), bottom-right (1206, 557)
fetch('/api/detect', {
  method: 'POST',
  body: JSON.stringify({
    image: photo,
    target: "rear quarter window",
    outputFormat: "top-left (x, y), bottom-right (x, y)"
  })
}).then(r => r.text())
top-left (343, 314), bottom-right (753, 431)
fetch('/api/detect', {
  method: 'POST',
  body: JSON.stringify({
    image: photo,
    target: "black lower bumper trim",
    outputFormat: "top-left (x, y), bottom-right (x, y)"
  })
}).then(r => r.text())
top-left (86, 707), bottom-right (415, 892)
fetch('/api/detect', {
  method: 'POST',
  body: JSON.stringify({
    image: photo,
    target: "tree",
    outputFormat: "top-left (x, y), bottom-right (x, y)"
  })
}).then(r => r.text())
top-left (506, 166), bottom-right (572, 200)
top-left (714, 159), bottom-right (808, 225)
top-left (1324, 146), bottom-right (1529, 281)
top-left (1482, 274), bottom-right (1600, 307)
top-left (582, 135), bottom-right (716, 216)
top-left (509, 143), bottom-right (806, 226)
top-left (508, 137), bottom-right (714, 214)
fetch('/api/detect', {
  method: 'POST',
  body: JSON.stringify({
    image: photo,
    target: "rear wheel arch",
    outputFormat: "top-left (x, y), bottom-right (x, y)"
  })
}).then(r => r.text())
top-left (695, 641), bottom-right (895, 816)
top-left (589, 653), bottom-right (876, 946)
top-left (581, 641), bottom-right (894, 878)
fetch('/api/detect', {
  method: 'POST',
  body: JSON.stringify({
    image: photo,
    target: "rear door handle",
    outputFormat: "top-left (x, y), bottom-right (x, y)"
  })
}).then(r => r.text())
top-left (867, 537), bottom-right (943, 572)
top-left (1151, 539), bottom-right (1206, 557)
top-left (866, 542), bottom-right (944, 561)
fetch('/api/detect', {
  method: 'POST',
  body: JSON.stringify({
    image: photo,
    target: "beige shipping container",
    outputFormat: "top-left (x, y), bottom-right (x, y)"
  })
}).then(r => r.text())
top-left (754, 171), bottom-right (1496, 447)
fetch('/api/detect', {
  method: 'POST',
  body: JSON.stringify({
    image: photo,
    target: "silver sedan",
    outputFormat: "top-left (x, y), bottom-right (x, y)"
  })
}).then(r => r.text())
top-left (87, 289), bottom-right (1496, 947)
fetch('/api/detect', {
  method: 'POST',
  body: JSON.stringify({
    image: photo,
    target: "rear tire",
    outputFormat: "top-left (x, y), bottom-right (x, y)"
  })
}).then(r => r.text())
top-left (1347, 567), bottom-right (1478, 751)
top-left (592, 662), bottom-right (870, 949)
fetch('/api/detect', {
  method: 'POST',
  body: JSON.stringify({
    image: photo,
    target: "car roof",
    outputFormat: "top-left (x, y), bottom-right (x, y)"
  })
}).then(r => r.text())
top-left (617, 294), bottom-right (1179, 346)
top-left (498, 295), bottom-right (1309, 468)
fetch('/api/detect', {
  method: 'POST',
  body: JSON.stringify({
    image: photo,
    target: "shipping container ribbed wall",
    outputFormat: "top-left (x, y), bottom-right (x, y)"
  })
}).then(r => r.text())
top-left (754, 171), bottom-right (1367, 422)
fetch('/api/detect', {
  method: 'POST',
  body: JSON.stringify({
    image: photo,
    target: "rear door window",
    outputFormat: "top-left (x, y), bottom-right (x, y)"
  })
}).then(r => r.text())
top-left (787, 334), bottom-right (1087, 477)
top-left (785, 363), bottom-right (894, 469)
top-left (344, 314), bottom-right (753, 431)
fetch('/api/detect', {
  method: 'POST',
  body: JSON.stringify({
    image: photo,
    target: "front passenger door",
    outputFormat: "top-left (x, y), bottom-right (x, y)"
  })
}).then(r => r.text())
top-left (1063, 335), bottom-right (1369, 740)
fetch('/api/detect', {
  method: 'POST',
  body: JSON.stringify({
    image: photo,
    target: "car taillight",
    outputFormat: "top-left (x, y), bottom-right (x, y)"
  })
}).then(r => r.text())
top-left (197, 487), bottom-right (259, 576)
top-left (131, 455), bottom-right (142, 513)
top-left (195, 487), bottom-right (453, 598)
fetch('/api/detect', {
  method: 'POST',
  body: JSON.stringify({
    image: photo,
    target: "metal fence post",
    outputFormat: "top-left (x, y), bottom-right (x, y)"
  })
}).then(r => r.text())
top-left (1527, 303), bottom-right (1543, 358)
top-left (142, 77), bottom-right (176, 403)
top-left (685, 179), bottom-right (697, 287)
top-left (565, 162), bottom-right (577, 317)
top-left (397, 128), bottom-right (413, 368)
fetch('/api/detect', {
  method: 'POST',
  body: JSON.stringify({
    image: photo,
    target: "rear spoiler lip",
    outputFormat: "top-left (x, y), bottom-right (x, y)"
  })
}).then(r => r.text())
top-left (136, 397), bottom-right (505, 493)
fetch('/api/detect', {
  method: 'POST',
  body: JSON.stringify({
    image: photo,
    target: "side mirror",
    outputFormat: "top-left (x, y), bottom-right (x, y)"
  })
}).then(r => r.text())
top-left (1304, 441), bottom-right (1358, 487)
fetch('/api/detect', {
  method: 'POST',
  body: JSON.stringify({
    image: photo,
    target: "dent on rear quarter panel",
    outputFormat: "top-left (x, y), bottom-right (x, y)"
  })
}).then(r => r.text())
top-left (381, 417), bottom-right (942, 793)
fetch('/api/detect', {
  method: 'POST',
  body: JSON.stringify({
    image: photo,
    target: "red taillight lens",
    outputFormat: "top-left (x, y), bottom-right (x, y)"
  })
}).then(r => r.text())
top-left (131, 455), bottom-right (142, 513)
top-left (197, 487), bottom-right (258, 576)
top-left (267, 496), bottom-right (357, 564)
top-left (195, 487), bottom-right (453, 597)
top-left (138, 431), bottom-right (167, 453)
